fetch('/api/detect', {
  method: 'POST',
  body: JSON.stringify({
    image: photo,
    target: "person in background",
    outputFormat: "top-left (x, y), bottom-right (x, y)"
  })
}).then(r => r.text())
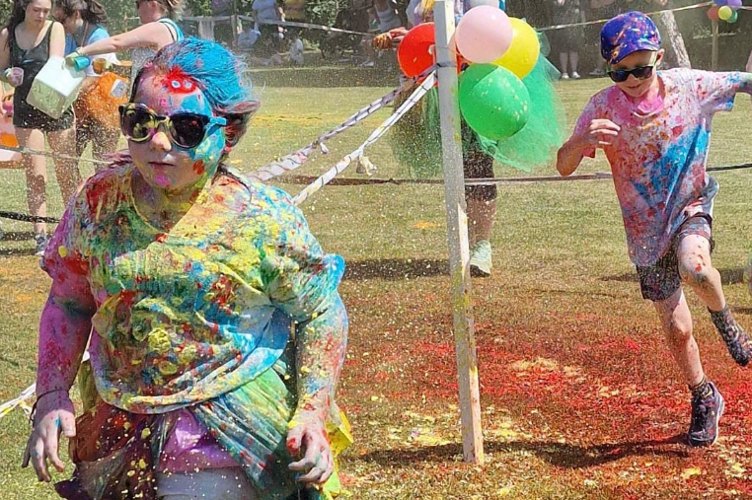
top-left (65, 0), bottom-right (184, 80)
top-left (289, 29), bottom-right (305, 65)
top-left (54, 0), bottom-right (120, 165)
top-left (0, 0), bottom-right (80, 256)
top-left (550, 0), bottom-right (583, 79)
top-left (382, 0), bottom-right (564, 276)
top-left (375, 0), bottom-right (402, 33)
top-left (252, 0), bottom-right (284, 59)
top-left (361, 7), bottom-right (379, 67)
top-left (588, 0), bottom-right (620, 77)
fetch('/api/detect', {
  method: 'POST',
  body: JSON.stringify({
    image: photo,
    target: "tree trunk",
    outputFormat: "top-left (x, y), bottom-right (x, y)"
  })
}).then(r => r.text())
top-left (657, 10), bottom-right (691, 69)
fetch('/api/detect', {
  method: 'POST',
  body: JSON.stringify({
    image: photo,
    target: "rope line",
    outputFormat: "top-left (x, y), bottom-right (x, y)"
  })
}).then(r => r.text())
top-left (0, 144), bottom-right (109, 165)
top-left (2, 163), bottom-right (751, 224)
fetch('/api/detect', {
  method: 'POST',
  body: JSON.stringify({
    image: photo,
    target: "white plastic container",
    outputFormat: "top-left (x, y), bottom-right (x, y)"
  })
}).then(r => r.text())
top-left (27, 56), bottom-right (85, 119)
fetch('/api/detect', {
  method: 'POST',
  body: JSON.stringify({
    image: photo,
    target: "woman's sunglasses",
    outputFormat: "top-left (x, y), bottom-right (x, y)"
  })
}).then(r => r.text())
top-left (119, 103), bottom-right (227, 149)
top-left (607, 55), bottom-right (659, 83)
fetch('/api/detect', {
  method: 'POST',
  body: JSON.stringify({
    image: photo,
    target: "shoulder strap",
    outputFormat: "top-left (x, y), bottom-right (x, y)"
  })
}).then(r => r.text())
top-left (158, 18), bottom-right (184, 42)
top-left (42, 20), bottom-right (54, 50)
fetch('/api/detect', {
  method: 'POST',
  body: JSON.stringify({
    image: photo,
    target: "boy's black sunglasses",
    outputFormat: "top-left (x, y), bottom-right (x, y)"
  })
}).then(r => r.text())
top-left (607, 54), bottom-right (659, 83)
top-left (607, 64), bottom-right (655, 83)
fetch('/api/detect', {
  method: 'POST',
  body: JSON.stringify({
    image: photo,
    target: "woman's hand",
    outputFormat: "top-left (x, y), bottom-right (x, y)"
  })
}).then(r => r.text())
top-left (4, 67), bottom-right (23, 87)
top-left (287, 414), bottom-right (334, 486)
top-left (388, 27), bottom-right (409, 48)
top-left (22, 391), bottom-right (76, 482)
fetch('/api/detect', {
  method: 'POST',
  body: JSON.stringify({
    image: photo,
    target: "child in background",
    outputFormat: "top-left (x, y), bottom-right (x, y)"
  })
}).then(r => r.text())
top-left (289, 29), bottom-right (304, 65)
top-left (557, 12), bottom-right (752, 447)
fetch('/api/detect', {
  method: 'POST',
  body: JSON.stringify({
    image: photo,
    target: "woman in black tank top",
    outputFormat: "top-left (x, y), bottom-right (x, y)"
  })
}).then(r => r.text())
top-left (0, 0), bottom-right (80, 256)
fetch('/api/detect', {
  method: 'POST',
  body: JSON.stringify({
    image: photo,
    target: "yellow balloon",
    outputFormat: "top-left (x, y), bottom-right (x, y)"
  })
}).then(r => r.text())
top-left (718, 5), bottom-right (733, 21)
top-left (492, 18), bottom-right (540, 79)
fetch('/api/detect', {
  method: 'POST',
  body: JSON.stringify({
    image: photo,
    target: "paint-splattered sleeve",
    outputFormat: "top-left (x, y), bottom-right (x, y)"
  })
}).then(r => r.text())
top-left (37, 189), bottom-right (96, 396)
top-left (261, 189), bottom-right (348, 422)
top-left (693, 70), bottom-right (752, 115)
top-left (572, 96), bottom-right (600, 159)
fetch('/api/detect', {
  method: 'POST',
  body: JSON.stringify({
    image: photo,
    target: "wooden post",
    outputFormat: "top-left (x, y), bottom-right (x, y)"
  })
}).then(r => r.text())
top-left (711, 19), bottom-right (719, 71)
top-left (433, 0), bottom-right (484, 465)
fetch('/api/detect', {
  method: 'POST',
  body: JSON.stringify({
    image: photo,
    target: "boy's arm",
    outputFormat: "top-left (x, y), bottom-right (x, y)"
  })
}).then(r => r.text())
top-left (557, 134), bottom-right (590, 177)
top-left (557, 118), bottom-right (620, 177)
top-left (694, 70), bottom-right (752, 114)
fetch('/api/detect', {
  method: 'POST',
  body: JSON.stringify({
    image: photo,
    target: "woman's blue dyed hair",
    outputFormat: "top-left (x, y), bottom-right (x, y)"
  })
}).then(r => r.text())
top-left (132, 38), bottom-right (259, 150)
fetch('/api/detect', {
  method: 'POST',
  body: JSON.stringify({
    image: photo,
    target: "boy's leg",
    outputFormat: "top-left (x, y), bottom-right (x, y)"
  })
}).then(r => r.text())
top-left (676, 223), bottom-right (751, 366)
top-left (654, 289), bottom-right (724, 447)
top-left (653, 288), bottom-right (704, 388)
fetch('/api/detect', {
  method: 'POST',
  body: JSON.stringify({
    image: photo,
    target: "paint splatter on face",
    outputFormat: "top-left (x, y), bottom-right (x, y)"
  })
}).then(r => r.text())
top-left (129, 71), bottom-right (225, 193)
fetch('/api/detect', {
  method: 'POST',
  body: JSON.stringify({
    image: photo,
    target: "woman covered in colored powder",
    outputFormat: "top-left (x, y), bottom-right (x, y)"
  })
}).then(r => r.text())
top-left (23, 38), bottom-right (350, 500)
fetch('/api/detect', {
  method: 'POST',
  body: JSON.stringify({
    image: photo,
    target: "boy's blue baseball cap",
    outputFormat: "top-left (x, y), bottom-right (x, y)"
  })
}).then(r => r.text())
top-left (600, 11), bottom-right (662, 65)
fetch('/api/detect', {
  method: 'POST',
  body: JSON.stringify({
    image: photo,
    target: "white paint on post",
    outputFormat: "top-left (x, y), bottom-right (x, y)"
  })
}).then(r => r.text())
top-left (433, 0), bottom-right (484, 464)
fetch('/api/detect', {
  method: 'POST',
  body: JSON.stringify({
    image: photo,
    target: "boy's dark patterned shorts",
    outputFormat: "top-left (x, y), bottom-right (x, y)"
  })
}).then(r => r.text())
top-left (636, 215), bottom-right (714, 302)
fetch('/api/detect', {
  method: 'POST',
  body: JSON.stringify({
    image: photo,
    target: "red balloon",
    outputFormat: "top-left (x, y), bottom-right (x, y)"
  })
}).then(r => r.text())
top-left (707, 5), bottom-right (720, 21)
top-left (397, 23), bottom-right (436, 78)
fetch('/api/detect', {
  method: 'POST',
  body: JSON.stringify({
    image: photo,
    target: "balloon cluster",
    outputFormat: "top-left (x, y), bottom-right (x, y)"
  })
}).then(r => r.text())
top-left (707, 0), bottom-right (742, 23)
top-left (396, 6), bottom-right (540, 140)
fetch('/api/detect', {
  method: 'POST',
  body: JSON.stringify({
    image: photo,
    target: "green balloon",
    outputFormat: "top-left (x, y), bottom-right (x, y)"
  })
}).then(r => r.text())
top-left (459, 63), bottom-right (530, 140)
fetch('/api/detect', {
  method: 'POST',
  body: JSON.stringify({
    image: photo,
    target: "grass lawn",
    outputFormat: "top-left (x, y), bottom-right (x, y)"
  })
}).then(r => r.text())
top-left (1, 72), bottom-right (752, 499)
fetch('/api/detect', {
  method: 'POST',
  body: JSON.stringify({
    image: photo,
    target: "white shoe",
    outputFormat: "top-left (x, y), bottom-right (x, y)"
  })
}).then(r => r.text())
top-left (361, 60), bottom-right (375, 68)
top-left (469, 240), bottom-right (492, 277)
top-left (571, 71), bottom-right (581, 79)
top-left (560, 72), bottom-right (570, 80)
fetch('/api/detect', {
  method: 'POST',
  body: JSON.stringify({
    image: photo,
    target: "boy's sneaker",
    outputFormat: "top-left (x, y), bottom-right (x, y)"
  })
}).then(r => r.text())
top-left (469, 240), bottom-right (492, 277)
top-left (710, 306), bottom-right (752, 367)
top-left (560, 72), bottom-right (570, 80)
top-left (688, 382), bottom-right (724, 447)
top-left (571, 71), bottom-right (581, 79)
top-left (34, 233), bottom-right (47, 257)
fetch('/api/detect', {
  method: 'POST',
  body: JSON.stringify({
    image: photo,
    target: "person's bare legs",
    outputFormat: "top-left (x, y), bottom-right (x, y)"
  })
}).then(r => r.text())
top-left (654, 287), bottom-right (724, 447)
top-left (677, 234), bottom-right (751, 365)
top-left (676, 234), bottom-right (724, 310)
top-left (654, 288), bottom-right (704, 388)
top-left (47, 127), bottom-right (81, 206)
top-left (569, 51), bottom-right (580, 78)
top-left (559, 52), bottom-right (569, 77)
top-left (16, 128), bottom-right (48, 236)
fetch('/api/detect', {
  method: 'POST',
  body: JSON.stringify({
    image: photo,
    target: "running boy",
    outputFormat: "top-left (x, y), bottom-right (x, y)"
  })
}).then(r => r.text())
top-left (557, 12), bottom-right (752, 447)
